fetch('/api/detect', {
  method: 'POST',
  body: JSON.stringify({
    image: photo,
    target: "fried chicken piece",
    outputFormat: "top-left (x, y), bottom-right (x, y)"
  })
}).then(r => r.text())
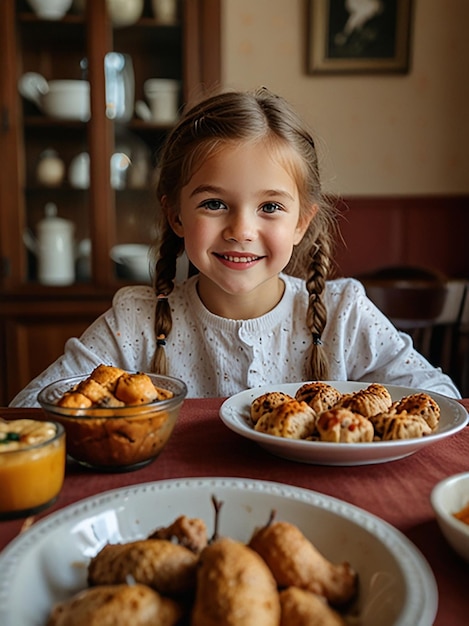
top-left (114, 373), bottom-right (160, 405)
top-left (317, 408), bottom-right (374, 443)
top-left (336, 383), bottom-right (392, 417)
top-left (369, 410), bottom-right (432, 440)
top-left (148, 515), bottom-right (208, 554)
top-left (279, 587), bottom-right (347, 626)
top-left (89, 364), bottom-right (125, 392)
top-left (254, 399), bottom-right (317, 439)
top-left (249, 521), bottom-right (357, 606)
top-left (192, 537), bottom-right (281, 626)
top-left (88, 539), bottom-right (198, 595)
top-left (295, 382), bottom-right (342, 414)
top-left (250, 391), bottom-right (294, 424)
top-left (46, 583), bottom-right (182, 626)
top-left (393, 392), bottom-right (440, 430)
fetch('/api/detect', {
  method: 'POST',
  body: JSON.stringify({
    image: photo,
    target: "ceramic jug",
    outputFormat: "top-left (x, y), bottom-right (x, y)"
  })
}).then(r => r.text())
top-left (24, 203), bottom-right (76, 285)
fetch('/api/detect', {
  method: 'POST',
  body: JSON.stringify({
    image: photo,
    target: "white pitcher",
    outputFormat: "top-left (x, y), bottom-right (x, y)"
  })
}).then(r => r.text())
top-left (24, 203), bottom-right (76, 285)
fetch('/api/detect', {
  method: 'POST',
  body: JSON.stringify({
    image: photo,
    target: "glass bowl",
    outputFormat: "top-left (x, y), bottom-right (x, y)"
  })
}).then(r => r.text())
top-left (0, 419), bottom-right (66, 520)
top-left (37, 372), bottom-right (187, 472)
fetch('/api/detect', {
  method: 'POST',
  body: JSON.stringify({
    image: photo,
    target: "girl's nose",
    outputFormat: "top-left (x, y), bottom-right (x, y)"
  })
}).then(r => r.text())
top-left (223, 210), bottom-right (256, 242)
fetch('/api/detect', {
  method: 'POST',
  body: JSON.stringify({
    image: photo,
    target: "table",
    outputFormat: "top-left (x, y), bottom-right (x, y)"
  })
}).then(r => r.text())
top-left (1, 398), bottom-right (469, 625)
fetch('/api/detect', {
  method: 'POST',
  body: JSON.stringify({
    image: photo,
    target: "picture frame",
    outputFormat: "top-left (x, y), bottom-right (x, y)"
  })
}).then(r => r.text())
top-left (307, 0), bottom-right (412, 74)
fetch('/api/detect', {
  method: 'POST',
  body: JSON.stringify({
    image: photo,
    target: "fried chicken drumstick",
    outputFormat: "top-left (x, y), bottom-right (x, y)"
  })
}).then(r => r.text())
top-left (249, 518), bottom-right (358, 606)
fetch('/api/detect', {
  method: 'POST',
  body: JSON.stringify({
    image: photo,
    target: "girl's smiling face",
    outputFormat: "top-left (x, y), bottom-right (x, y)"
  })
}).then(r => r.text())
top-left (170, 139), bottom-right (314, 318)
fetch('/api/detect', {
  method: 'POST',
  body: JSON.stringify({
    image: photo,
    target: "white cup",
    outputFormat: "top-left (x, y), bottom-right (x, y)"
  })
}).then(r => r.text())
top-left (152, 0), bottom-right (178, 25)
top-left (27, 0), bottom-right (73, 19)
top-left (42, 80), bottom-right (90, 121)
top-left (143, 78), bottom-right (180, 124)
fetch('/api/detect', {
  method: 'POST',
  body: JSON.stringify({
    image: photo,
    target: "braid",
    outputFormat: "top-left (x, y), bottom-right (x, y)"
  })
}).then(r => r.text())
top-left (305, 239), bottom-right (332, 381)
top-left (152, 225), bottom-right (184, 374)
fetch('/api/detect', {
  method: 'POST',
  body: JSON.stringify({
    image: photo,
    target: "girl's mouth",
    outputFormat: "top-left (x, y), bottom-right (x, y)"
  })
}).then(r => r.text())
top-left (214, 252), bottom-right (264, 268)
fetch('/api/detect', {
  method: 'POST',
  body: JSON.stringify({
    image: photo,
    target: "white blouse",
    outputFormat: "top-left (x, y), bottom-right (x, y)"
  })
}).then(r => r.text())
top-left (10, 274), bottom-right (460, 406)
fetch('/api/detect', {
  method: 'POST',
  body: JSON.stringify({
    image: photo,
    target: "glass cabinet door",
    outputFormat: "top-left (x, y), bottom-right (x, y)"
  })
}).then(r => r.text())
top-left (16, 2), bottom-right (91, 286)
top-left (0, 0), bottom-right (218, 292)
top-left (108, 1), bottom-right (183, 284)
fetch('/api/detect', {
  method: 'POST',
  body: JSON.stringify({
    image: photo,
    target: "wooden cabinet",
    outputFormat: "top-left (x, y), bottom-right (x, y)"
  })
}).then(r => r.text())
top-left (0, 0), bottom-right (220, 404)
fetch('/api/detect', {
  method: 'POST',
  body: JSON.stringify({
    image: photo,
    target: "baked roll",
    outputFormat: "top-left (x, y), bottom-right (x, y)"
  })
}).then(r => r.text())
top-left (393, 392), bottom-right (440, 430)
top-left (317, 408), bottom-right (374, 443)
top-left (370, 410), bottom-right (432, 440)
top-left (337, 383), bottom-right (392, 417)
top-left (294, 382), bottom-right (342, 414)
top-left (254, 400), bottom-right (317, 439)
top-left (250, 391), bottom-right (294, 424)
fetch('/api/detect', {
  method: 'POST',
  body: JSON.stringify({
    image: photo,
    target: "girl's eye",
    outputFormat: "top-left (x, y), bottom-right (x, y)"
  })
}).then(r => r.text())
top-left (261, 202), bottom-right (282, 214)
top-left (201, 199), bottom-right (226, 211)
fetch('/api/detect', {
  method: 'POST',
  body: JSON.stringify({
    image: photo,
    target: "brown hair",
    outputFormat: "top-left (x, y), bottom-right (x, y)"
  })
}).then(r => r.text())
top-left (152, 87), bottom-right (339, 380)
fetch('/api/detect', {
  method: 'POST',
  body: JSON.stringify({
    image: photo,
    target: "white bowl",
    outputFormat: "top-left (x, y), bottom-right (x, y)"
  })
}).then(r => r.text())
top-left (431, 471), bottom-right (469, 562)
top-left (110, 243), bottom-right (152, 282)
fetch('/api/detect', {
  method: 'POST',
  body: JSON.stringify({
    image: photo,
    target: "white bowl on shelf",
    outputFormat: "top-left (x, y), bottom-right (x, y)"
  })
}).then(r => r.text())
top-left (27, 0), bottom-right (73, 19)
top-left (431, 471), bottom-right (469, 562)
top-left (110, 244), bottom-right (152, 283)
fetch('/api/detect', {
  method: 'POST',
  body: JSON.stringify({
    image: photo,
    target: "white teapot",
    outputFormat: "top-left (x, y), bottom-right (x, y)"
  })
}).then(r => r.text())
top-left (23, 203), bottom-right (77, 285)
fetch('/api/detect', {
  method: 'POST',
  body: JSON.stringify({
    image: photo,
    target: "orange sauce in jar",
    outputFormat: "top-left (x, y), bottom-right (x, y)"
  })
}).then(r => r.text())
top-left (0, 418), bottom-right (66, 518)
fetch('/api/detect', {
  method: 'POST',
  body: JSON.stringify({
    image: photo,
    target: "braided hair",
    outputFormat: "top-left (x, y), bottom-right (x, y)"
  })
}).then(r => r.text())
top-left (151, 87), bottom-right (339, 379)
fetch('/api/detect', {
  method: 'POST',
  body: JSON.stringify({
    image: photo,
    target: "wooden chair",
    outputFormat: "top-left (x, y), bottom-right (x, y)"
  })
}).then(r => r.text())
top-left (356, 266), bottom-right (455, 370)
top-left (430, 280), bottom-right (468, 385)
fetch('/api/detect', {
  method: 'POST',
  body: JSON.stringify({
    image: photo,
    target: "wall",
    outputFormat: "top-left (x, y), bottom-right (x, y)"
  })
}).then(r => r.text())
top-left (221, 0), bottom-right (469, 196)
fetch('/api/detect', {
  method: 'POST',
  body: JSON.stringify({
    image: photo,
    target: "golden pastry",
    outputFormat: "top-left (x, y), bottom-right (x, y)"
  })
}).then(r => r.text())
top-left (57, 391), bottom-right (93, 409)
top-left (369, 410), bottom-right (432, 440)
top-left (250, 391), bottom-right (294, 424)
top-left (254, 399), bottom-right (317, 439)
top-left (114, 373), bottom-right (160, 405)
top-left (294, 382), bottom-right (342, 414)
top-left (317, 408), bottom-right (374, 443)
top-left (336, 383), bottom-right (392, 417)
top-left (89, 364), bottom-right (125, 392)
top-left (393, 392), bottom-right (440, 430)
top-left (76, 378), bottom-right (125, 407)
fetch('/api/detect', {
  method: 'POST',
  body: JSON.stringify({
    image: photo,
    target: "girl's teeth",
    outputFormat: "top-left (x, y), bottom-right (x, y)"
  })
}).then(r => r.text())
top-left (224, 255), bottom-right (256, 263)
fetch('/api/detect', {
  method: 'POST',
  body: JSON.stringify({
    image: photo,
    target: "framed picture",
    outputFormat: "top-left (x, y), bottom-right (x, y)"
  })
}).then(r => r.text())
top-left (308, 0), bottom-right (412, 74)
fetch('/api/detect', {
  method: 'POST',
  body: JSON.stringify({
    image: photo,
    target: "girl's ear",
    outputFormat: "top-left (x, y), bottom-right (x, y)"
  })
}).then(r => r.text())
top-left (162, 195), bottom-right (185, 237)
top-left (294, 203), bottom-right (318, 244)
top-left (168, 212), bottom-right (184, 237)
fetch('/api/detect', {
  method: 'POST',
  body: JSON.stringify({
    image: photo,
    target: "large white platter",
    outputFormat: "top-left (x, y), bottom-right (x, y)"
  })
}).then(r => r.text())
top-left (219, 382), bottom-right (468, 465)
top-left (0, 478), bottom-right (437, 626)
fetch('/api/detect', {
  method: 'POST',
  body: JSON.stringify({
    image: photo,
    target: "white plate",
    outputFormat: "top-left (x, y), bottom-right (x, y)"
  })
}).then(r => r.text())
top-left (219, 382), bottom-right (468, 465)
top-left (0, 478), bottom-right (437, 626)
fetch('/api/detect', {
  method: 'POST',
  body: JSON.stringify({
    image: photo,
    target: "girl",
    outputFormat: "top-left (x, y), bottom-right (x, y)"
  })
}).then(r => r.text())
top-left (10, 88), bottom-right (460, 406)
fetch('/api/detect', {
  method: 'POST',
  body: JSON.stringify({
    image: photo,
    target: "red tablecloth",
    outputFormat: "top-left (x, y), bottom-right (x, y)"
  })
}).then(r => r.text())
top-left (1, 398), bottom-right (468, 625)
